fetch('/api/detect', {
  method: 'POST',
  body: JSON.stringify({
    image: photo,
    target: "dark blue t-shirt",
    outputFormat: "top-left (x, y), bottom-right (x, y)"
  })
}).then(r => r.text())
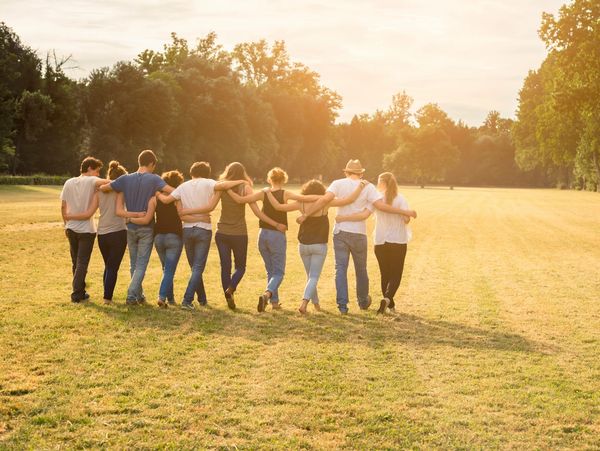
top-left (111, 172), bottom-right (166, 229)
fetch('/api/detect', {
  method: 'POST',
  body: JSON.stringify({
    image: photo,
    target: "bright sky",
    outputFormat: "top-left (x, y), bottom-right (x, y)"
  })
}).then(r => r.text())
top-left (3, 0), bottom-right (565, 125)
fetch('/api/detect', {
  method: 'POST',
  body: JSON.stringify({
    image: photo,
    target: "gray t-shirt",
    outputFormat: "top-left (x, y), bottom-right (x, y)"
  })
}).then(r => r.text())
top-left (98, 191), bottom-right (127, 235)
top-left (60, 175), bottom-right (102, 233)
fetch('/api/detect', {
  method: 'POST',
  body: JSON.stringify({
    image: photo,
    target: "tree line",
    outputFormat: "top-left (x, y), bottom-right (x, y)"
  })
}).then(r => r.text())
top-left (0, 0), bottom-right (597, 190)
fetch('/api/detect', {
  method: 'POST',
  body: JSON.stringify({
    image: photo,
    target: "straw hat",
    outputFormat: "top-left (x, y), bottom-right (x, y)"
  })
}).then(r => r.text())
top-left (343, 159), bottom-right (366, 174)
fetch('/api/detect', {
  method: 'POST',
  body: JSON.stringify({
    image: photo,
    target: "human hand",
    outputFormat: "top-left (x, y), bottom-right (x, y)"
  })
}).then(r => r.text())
top-left (360, 179), bottom-right (369, 188)
top-left (409, 210), bottom-right (417, 219)
top-left (296, 214), bottom-right (307, 225)
top-left (276, 223), bottom-right (287, 233)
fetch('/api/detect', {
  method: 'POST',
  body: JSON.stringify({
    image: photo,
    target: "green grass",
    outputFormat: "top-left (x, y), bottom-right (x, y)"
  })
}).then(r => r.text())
top-left (0, 185), bottom-right (599, 449)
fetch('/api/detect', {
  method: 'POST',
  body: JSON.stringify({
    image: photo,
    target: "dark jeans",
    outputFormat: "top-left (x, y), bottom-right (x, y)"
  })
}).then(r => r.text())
top-left (66, 229), bottom-right (96, 302)
top-left (97, 230), bottom-right (128, 300)
top-left (215, 232), bottom-right (248, 293)
top-left (183, 227), bottom-right (212, 305)
top-left (374, 242), bottom-right (407, 308)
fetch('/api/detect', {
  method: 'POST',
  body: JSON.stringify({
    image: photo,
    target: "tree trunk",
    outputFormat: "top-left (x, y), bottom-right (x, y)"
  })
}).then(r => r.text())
top-left (593, 152), bottom-right (600, 192)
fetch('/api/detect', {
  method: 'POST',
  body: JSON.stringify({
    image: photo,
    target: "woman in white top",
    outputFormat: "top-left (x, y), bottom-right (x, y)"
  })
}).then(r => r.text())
top-left (335, 172), bottom-right (416, 315)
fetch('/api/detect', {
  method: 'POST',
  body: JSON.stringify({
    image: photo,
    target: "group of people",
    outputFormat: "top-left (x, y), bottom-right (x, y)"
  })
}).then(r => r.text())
top-left (60, 150), bottom-right (417, 315)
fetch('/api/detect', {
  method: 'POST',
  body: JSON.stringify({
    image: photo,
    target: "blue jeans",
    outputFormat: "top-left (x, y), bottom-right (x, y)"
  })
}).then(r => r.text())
top-left (258, 228), bottom-right (286, 302)
top-left (333, 231), bottom-right (369, 312)
top-left (182, 227), bottom-right (212, 305)
top-left (215, 233), bottom-right (248, 293)
top-left (154, 233), bottom-right (183, 302)
top-left (299, 243), bottom-right (327, 304)
top-left (126, 226), bottom-right (154, 301)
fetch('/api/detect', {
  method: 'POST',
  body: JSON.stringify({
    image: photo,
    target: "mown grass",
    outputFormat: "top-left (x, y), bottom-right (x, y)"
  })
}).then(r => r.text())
top-left (0, 185), bottom-right (598, 449)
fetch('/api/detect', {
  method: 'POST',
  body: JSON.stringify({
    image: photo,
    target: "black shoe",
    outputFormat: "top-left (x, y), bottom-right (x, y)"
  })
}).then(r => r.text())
top-left (257, 294), bottom-right (266, 312)
top-left (377, 298), bottom-right (389, 315)
top-left (225, 291), bottom-right (236, 310)
top-left (83, 293), bottom-right (90, 301)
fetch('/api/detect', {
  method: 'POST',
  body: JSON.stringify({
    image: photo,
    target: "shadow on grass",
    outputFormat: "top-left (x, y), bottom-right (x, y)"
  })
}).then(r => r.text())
top-left (83, 301), bottom-right (551, 355)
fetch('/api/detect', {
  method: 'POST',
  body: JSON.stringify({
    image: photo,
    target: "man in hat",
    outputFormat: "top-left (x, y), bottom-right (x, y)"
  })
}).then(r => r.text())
top-left (297, 159), bottom-right (412, 314)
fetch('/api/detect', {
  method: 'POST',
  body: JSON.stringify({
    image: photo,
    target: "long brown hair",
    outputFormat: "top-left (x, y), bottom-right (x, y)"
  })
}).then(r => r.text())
top-left (378, 172), bottom-right (398, 205)
top-left (220, 162), bottom-right (253, 186)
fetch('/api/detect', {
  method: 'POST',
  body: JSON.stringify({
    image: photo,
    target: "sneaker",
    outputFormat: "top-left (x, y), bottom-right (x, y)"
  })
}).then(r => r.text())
top-left (198, 301), bottom-right (208, 307)
top-left (137, 298), bottom-right (147, 305)
top-left (83, 293), bottom-right (90, 301)
top-left (181, 302), bottom-right (194, 311)
top-left (225, 291), bottom-right (236, 310)
top-left (125, 299), bottom-right (138, 306)
top-left (257, 294), bottom-right (266, 313)
top-left (360, 295), bottom-right (372, 311)
top-left (377, 298), bottom-right (390, 315)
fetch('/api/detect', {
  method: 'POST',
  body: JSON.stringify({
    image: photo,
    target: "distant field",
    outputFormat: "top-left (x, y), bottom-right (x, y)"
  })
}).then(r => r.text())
top-left (0, 185), bottom-right (599, 449)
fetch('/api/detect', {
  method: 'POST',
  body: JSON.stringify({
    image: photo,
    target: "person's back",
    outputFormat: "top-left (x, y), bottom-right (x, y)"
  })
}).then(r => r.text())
top-left (154, 200), bottom-right (182, 237)
top-left (374, 194), bottom-right (411, 245)
top-left (98, 190), bottom-right (126, 235)
top-left (173, 177), bottom-right (217, 229)
top-left (327, 177), bottom-right (380, 235)
top-left (61, 175), bottom-right (101, 233)
top-left (218, 185), bottom-right (247, 235)
top-left (260, 189), bottom-right (287, 230)
top-left (111, 172), bottom-right (165, 228)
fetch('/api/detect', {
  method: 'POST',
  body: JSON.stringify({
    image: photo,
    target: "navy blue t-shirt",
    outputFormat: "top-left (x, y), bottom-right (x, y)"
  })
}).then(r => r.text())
top-left (111, 172), bottom-right (166, 229)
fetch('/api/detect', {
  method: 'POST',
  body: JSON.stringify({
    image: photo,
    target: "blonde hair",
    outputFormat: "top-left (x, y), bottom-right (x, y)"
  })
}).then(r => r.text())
top-left (107, 160), bottom-right (127, 180)
top-left (378, 172), bottom-right (398, 205)
top-left (267, 167), bottom-right (288, 185)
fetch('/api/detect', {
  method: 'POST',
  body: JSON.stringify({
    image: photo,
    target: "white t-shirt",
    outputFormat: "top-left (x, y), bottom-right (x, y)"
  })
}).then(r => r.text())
top-left (170, 178), bottom-right (217, 230)
top-left (327, 178), bottom-right (382, 235)
top-left (374, 194), bottom-right (412, 245)
top-left (60, 175), bottom-right (102, 233)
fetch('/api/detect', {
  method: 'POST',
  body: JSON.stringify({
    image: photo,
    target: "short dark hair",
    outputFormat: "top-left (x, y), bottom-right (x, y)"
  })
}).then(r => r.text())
top-left (161, 170), bottom-right (184, 188)
top-left (80, 156), bottom-right (103, 174)
top-left (190, 161), bottom-right (211, 178)
top-left (138, 149), bottom-right (157, 167)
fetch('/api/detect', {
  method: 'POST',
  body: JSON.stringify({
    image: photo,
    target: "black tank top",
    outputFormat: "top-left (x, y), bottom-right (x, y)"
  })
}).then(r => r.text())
top-left (298, 208), bottom-right (329, 245)
top-left (154, 201), bottom-right (182, 237)
top-left (259, 189), bottom-right (288, 230)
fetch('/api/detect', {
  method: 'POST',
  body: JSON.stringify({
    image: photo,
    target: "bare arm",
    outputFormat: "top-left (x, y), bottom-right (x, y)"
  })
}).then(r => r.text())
top-left (115, 192), bottom-right (145, 218)
top-left (61, 200), bottom-right (68, 225)
top-left (99, 182), bottom-right (113, 193)
top-left (249, 201), bottom-right (286, 232)
top-left (214, 180), bottom-right (247, 191)
top-left (245, 186), bottom-right (286, 232)
top-left (329, 181), bottom-right (367, 207)
top-left (64, 193), bottom-right (99, 220)
top-left (161, 184), bottom-right (174, 194)
top-left (373, 199), bottom-right (417, 218)
top-left (227, 189), bottom-right (264, 204)
top-left (285, 191), bottom-right (321, 203)
top-left (265, 190), bottom-right (302, 212)
top-left (157, 193), bottom-right (177, 204)
top-left (130, 197), bottom-right (157, 225)
top-left (336, 208), bottom-right (372, 223)
top-left (179, 191), bottom-right (222, 215)
top-left (298, 192), bottom-right (335, 223)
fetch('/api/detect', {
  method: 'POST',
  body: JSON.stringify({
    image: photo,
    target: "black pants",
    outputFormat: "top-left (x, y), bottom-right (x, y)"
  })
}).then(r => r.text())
top-left (66, 229), bottom-right (96, 302)
top-left (374, 242), bottom-right (407, 308)
top-left (97, 230), bottom-right (128, 300)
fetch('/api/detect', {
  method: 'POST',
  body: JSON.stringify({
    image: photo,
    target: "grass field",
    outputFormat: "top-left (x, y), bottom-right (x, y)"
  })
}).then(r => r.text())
top-left (0, 185), bottom-right (599, 449)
